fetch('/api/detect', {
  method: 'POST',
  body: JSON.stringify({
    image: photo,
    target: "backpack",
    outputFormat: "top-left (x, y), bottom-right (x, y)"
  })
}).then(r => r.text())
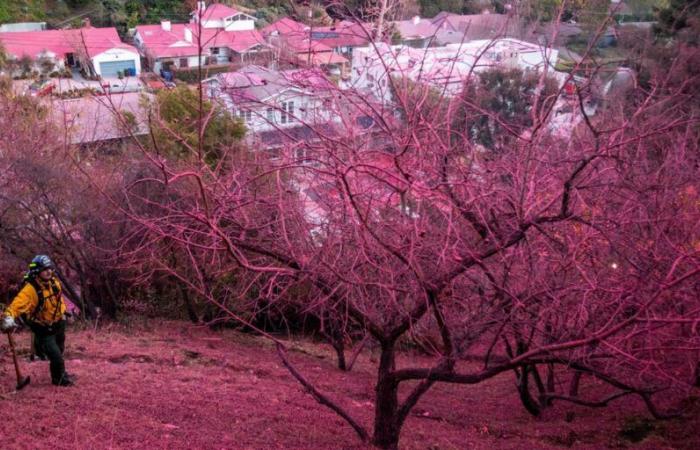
top-left (19, 275), bottom-right (61, 324)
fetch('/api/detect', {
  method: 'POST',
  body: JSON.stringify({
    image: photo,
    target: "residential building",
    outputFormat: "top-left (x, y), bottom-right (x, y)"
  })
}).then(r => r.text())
top-left (190, 1), bottom-right (257, 31)
top-left (0, 22), bottom-right (47, 33)
top-left (392, 16), bottom-right (439, 48)
top-left (49, 92), bottom-right (152, 147)
top-left (0, 26), bottom-right (141, 78)
top-left (309, 20), bottom-right (371, 60)
top-left (262, 18), bottom-right (349, 76)
top-left (134, 21), bottom-right (268, 74)
top-left (350, 39), bottom-right (559, 103)
top-left (430, 12), bottom-right (524, 45)
top-left (204, 64), bottom-right (337, 134)
top-left (261, 17), bottom-right (309, 38)
top-left (203, 64), bottom-right (378, 150)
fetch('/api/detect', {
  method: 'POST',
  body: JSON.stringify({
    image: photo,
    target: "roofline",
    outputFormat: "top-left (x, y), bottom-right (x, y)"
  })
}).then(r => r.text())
top-left (90, 46), bottom-right (140, 59)
top-left (191, 10), bottom-right (258, 21)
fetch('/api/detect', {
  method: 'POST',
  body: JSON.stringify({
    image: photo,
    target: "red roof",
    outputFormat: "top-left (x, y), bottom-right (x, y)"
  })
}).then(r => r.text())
top-left (192, 3), bottom-right (242, 21)
top-left (0, 27), bottom-right (136, 60)
top-left (261, 18), bottom-right (309, 37)
top-left (135, 24), bottom-right (265, 58)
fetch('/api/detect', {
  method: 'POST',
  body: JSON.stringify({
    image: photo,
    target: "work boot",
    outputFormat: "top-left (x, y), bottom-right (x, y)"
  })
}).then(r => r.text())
top-left (53, 373), bottom-right (74, 387)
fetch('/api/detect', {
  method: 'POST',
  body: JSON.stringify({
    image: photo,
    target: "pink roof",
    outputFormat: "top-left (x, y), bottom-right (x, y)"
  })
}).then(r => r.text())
top-left (0, 27), bottom-right (136, 60)
top-left (261, 18), bottom-right (309, 37)
top-left (307, 52), bottom-right (348, 66)
top-left (192, 3), bottom-right (242, 21)
top-left (136, 24), bottom-right (265, 58)
top-left (281, 35), bottom-right (333, 54)
top-left (311, 21), bottom-right (371, 49)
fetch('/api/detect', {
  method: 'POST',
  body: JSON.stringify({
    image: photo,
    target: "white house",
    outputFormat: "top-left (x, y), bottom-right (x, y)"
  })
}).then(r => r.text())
top-left (0, 26), bottom-right (141, 78)
top-left (201, 65), bottom-right (385, 151)
top-left (350, 38), bottom-right (559, 103)
top-left (204, 65), bottom-right (338, 134)
top-left (190, 1), bottom-right (257, 31)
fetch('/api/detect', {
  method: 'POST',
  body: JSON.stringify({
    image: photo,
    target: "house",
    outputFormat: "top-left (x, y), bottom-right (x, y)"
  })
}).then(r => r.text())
top-left (190, 1), bottom-right (256, 31)
top-left (391, 16), bottom-right (439, 48)
top-left (134, 21), bottom-right (268, 73)
top-left (261, 17), bottom-right (309, 38)
top-left (262, 18), bottom-right (349, 76)
top-left (49, 92), bottom-right (152, 147)
top-left (351, 39), bottom-right (559, 103)
top-left (0, 26), bottom-right (141, 78)
top-left (204, 65), bottom-right (337, 135)
top-left (201, 64), bottom-right (380, 151)
top-left (309, 20), bottom-right (371, 60)
top-left (430, 12), bottom-right (524, 45)
top-left (0, 22), bottom-right (46, 33)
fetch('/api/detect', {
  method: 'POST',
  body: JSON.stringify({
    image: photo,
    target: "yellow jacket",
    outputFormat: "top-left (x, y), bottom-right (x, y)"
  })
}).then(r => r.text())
top-left (5, 277), bottom-right (66, 325)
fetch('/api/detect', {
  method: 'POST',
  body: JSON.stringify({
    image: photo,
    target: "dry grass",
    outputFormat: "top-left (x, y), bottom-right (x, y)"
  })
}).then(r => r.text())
top-left (1, 321), bottom-right (698, 449)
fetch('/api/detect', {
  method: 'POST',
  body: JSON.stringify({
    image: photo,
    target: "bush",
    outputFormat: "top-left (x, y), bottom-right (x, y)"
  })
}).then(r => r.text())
top-left (173, 64), bottom-right (234, 83)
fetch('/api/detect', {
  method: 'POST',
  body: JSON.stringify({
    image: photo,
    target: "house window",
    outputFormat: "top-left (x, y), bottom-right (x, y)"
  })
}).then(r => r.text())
top-left (367, 73), bottom-right (375, 82)
top-left (237, 109), bottom-right (252, 123)
top-left (280, 101), bottom-right (295, 124)
top-left (266, 107), bottom-right (274, 122)
top-left (179, 58), bottom-right (188, 68)
top-left (211, 47), bottom-right (220, 55)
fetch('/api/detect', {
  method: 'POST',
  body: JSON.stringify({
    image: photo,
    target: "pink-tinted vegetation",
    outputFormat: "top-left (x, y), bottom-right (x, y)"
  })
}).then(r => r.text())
top-left (2, 322), bottom-right (700, 449)
top-left (0, 5), bottom-right (699, 450)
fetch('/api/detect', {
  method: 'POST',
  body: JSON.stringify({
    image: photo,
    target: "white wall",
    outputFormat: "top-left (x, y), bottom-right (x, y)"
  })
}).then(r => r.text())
top-left (351, 40), bottom-right (560, 104)
top-left (223, 17), bottom-right (255, 31)
top-left (227, 91), bottom-right (336, 133)
top-left (92, 48), bottom-right (141, 77)
top-left (154, 55), bottom-right (205, 73)
top-left (203, 14), bottom-right (255, 31)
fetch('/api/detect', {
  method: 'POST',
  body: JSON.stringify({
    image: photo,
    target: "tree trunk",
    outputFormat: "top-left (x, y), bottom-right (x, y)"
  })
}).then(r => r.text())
top-left (569, 371), bottom-right (583, 397)
top-left (517, 365), bottom-right (542, 417)
top-left (331, 339), bottom-right (347, 371)
top-left (177, 281), bottom-right (199, 324)
top-left (545, 363), bottom-right (556, 406)
top-left (373, 340), bottom-right (400, 450)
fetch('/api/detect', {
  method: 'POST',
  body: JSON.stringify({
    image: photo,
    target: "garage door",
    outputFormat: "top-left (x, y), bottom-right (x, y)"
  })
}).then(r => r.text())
top-left (100, 60), bottom-right (136, 78)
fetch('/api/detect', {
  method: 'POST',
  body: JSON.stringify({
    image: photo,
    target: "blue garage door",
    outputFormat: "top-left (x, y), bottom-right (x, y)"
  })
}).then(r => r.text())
top-left (100, 60), bottom-right (136, 77)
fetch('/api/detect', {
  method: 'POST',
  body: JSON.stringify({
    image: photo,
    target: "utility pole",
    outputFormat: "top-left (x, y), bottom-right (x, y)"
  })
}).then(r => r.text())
top-left (307, 8), bottom-right (313, 66)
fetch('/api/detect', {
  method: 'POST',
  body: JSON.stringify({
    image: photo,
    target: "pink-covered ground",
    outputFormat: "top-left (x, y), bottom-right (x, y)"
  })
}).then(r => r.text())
top-left (1, 321), bottom-right (698, 449)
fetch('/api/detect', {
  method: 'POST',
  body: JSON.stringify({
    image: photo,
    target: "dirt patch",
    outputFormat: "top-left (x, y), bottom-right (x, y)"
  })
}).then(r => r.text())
top-left (107, 354), bottom-right (156, 364)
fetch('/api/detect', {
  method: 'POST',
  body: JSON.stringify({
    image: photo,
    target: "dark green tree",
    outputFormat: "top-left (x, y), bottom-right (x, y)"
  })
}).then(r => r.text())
top-left (455, 67), bottom-right (559, 150)
top-left (655, 0), bottom-right (700, 38)
top-left (150, 85), bottom-right (246, 166)
top-left (419, 0), bottom-right (478, 17)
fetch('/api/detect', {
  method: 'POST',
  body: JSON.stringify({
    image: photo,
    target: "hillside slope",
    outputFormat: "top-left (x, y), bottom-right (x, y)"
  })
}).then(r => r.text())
top-left (1, 321), bottom-right (698, 449)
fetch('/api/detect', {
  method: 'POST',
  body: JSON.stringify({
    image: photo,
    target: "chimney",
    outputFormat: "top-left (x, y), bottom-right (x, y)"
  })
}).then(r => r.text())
top-left (412, 16), bottom-right (420, 25)
top-left (82, 17), bottom-right (91, 28)
top-left (161, 20), bottom-right (171, 31)
top-left (184, 27), bottom-right (193, 43)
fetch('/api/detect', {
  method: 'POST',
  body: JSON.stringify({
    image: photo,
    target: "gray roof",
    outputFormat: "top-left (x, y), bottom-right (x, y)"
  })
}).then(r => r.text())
top-left (0, 22), bottom-right (46, 33)
top-left (431, 13), bottom-right (523, 44)
top-left (208, 65), bottom-right (335, 104)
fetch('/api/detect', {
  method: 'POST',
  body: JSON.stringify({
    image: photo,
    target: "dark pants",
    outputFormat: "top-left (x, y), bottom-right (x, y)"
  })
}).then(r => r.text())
top-left (30, 320), bottom-right (67, 384)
